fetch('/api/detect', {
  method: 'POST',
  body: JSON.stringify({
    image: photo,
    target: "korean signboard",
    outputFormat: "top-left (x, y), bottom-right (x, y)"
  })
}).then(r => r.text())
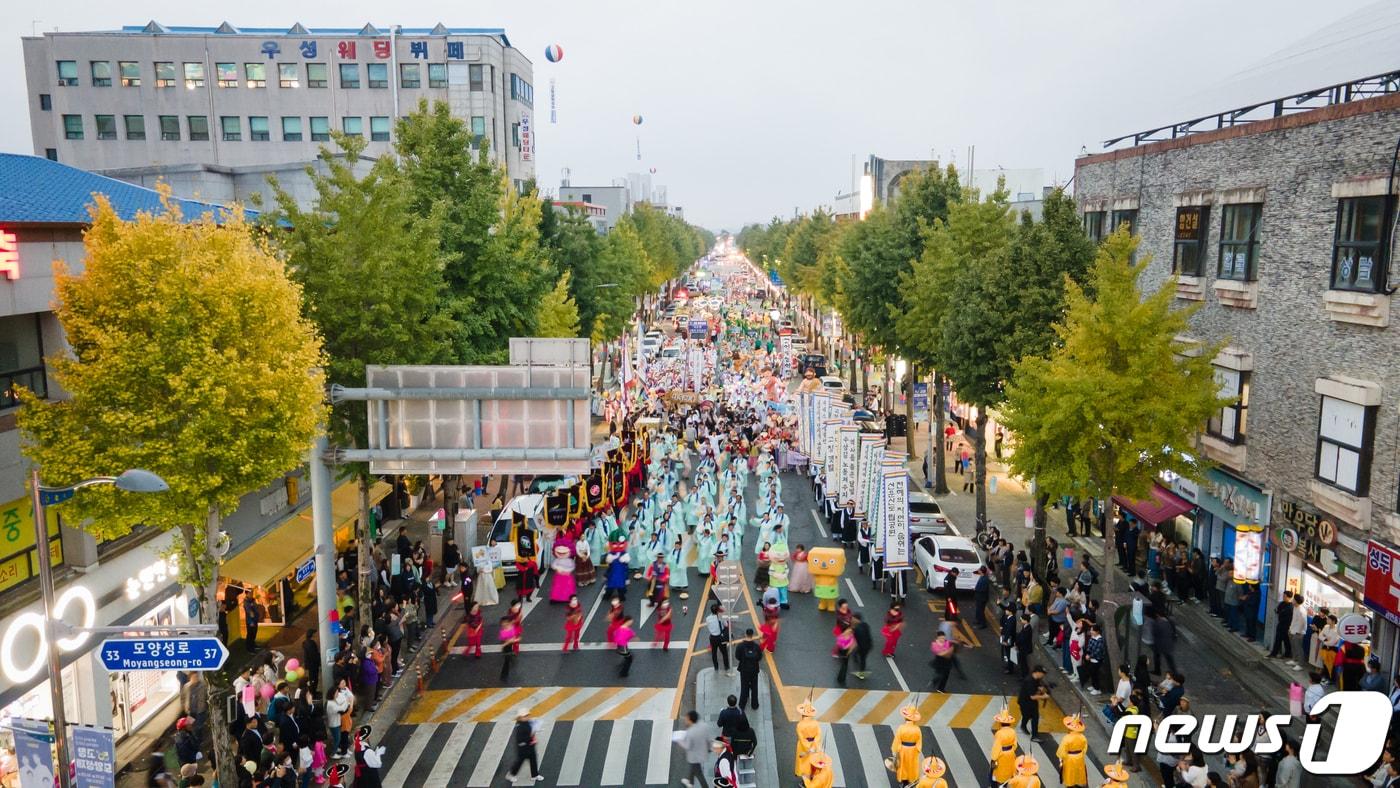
top-left (71, 726), bottom-right (115, 788)
top-left (1364, 540), bottom-right (1400, 626)
top-left (810, 394), bottom-right (831, 466)
top-left (0, 495), bottom-right (63, 594)
top-left (855, 435), bottom-right (884, 518)
top-left (881, 469), bottom-right (910, 569)
top-left (1274, 497), bottom-right (1338, 563)
top-left (520, 115), bottom-right (533, 162)
top-left (0, 228), bottom-right (18, 280)
top-left (13, 718), bottom-right (54, 788)
top-left (822, 421), bottom-right (843, 499)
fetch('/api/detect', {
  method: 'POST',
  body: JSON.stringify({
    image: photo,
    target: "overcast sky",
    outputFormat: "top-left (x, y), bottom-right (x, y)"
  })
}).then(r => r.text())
top-left (0, 0), bottom-right (1386, 230)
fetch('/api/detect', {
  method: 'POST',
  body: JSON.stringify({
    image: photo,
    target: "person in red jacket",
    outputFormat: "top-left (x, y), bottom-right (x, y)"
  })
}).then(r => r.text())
top-left (563, 596), bottom-right (584, 652)
top-left (882, 602), bottom-right (905, 657)
top-left (654, 599), bottom-right (674, 650)
top-left (464, 602), bottom-right (484, 658)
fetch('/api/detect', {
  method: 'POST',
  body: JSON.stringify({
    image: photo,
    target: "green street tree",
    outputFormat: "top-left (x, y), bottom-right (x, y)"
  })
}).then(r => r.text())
top-left (394, 99), bottom-right (501, 363)
top-left (537, 271), bottom-right (583, 338)
top-left (1000, 226), bottom-right (1228, 595)
top-left (473, 178), bottom-right (552, 359)
top-left (266, 134), bottom-right (455, 619)
top-left (19, 195), bottom-right (326, 785)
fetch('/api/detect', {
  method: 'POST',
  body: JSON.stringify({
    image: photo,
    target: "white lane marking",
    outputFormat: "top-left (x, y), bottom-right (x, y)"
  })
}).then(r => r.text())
top-left (555, 719), bottom-right (593, 786)
top-left (810, 508), bottom-right (828, 539)
top-left (645, 718), bottom-right (674, 785)
top-left (887, 656), bottom-right (910, 693)
top-left (852, 724), bottom-right (892, 788)
top-left (423, 722), bottom-right (472, 788)
top-left (844, 578), bottom-right (865, 608)
top-left (466, 720), bottom-right (514, 786)
top-left (819, 722), bottom-right (846, 788)
top-left (579, 582), bottom-right (610, 635)
top-left (930, 725), bottom-right (977, 787)
top-left (599, 719), bottom-right (633, 784)
top-left (384, 723), bottom-right (435, 786)
top-left (844, 691), bottom-right (890, 723)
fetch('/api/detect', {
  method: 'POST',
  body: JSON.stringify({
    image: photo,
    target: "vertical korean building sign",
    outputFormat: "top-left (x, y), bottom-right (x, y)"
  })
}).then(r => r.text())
top-left (520, 115), bottom-right (533, 161)
top-left (881, 469), bottom-right (910, 568)
top-left (1365, 540), bottom-right (1400, 626)
top-left (0, 229), bottom-right (18, 280)
top-left (0, 495), bottom-right (62, 593)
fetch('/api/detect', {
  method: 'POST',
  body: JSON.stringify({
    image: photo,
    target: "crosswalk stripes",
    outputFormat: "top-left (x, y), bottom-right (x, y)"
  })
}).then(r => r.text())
top-left (404, 685), bottom-right (677, 725)
top-left (380, 718), bottom-right (680, 787)
top-left (782, 685), bottom-right (1070, 733)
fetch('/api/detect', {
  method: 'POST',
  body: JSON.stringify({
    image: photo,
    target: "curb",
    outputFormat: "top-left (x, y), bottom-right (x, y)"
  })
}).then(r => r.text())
top-left (697, 666), bottom-right (780, 788)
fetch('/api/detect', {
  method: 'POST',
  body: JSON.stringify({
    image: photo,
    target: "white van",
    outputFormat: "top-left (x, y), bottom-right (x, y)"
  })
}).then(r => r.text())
top-left (487, 494), bottom-right (548, 574)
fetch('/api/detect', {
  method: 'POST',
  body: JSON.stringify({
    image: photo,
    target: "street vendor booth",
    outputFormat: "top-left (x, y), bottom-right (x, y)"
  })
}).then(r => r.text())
top-left (218, 479), bottom-right (391, 644)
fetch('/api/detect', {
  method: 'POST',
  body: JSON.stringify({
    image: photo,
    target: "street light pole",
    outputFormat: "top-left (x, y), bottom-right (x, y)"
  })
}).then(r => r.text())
top-left (29, 468), bottom-right (168, 788)
top-left (29, 469), bottom-right (69, 788)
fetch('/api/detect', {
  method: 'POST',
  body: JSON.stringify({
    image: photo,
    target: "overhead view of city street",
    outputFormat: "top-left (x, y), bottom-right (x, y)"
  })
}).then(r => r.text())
top-left (1, 2), bottom-right (1400, 787)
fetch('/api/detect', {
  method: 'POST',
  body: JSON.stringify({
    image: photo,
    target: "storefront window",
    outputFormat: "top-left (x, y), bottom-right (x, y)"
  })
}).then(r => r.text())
top-left (0, 314), bottom-right (47, 409)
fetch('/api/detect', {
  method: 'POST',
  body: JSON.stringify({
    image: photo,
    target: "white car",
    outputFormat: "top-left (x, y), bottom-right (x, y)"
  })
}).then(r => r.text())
top-left (660, 347), bottom-right (682, 360)
top-left (819, 376), bottom-right (845, 395)
top-left (914, 534), bottom-right (985, 592)
top-left (908, 491), bottom-right (952, 535)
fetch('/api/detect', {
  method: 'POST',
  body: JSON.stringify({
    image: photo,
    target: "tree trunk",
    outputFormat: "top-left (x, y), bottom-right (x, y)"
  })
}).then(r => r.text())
top-left (496, 474), bottom-right (510, 499)
top-left (973, 411), bottom-right (989, 532)
top-left (860, 357), bottom-right (868, 399)
top-left (195, 506), bottom-right (240, 788)
top-left (847, 337), bottom-right (858, 394)
top-left (1030, 491), bottom-right (1050, 582)
top-left (883, 357), bottom-right (893, 413)
top-left (1102, 495), bottom-right (1117, 597)
top-left (903, 369), bottom-right (917, 465)
top-left (357, 476), bottom-right (373, 639)
top-left (931, 371), bottom-right (949, 495)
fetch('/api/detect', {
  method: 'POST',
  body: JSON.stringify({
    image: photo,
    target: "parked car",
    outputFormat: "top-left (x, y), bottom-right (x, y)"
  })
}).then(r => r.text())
top-left (908, 491), bottom-right (952, 535)
top-left (913, 534), bottom-right (985, 592)
top-left (660, 346), bottom-right (682, 360)
top-left (819, 376), bottom-right (846, 396)
top-left (798, 353), bottom-right (828, 377)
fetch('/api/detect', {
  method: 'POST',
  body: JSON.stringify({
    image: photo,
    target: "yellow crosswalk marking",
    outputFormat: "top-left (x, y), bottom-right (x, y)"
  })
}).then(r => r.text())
top-left (402, 690), bottom-right (455, 725)
top-left (472, 686), bottom-right (539, 721)
top-left (819, 689), bottom-right (865, 722)
top-left (601, 688), bottom-right (655, 720)
top-left (528, 686), bottom-right (585, 719)
top-left (916, 692), bottom-right (950, 722)
top-left (949, 694), bottom-right (991, 727)
top-left (426, 687), bottom-right (496, 724)
top-left (859, 693), bottom-right (907, 725)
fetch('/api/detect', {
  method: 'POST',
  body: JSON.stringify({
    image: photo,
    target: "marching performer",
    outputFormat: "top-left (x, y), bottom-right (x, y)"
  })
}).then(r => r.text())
top-left (803, 752), bottom-right (834, 788)
top-left (1008, 754), bottom-right (1043, 788)
top-left (654, 599), bottom-right (674, 650)
top-left (890, 704), bottom-right (923, 786)
top-left (988, 707), bottom-right (1019, 786)
top-left (1056, 714), bottom-right (1089, 788)
top-left (562, 596), bottom-right (583, 652)
top-left (794, 700), bottom-right (821, 778)
top-left (914, 756), bottom-right (948, 788)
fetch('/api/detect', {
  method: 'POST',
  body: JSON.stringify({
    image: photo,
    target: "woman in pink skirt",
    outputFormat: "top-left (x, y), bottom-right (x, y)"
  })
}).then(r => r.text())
top-left (548, 543), bottom-right (577, 604)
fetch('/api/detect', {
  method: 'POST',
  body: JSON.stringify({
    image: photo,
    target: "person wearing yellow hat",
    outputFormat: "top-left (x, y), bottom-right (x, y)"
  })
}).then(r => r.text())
top-left (890, 705), bottom-right (923, 785)
top-left (913, 755), bottom-right (948, 788)
top-left (1008, 753), bottom-right (1043, 788)
top-left (989, 707), bottom-right (1019, 785)
top-left (1056, 714), bottom-right (1090, 787)
top-left (1100, 762), bottom-right (1132, 787)
top-left (804, 751), bottom-right (835, 788)
top-left (794, 700), bottom-right (822, 778)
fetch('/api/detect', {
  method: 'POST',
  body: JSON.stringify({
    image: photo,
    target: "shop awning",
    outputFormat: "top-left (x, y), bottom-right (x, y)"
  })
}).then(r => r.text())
top-left (221, 479), bottom-right (391, 588)
top-left (1112, 484), bottom-right (1195, 527)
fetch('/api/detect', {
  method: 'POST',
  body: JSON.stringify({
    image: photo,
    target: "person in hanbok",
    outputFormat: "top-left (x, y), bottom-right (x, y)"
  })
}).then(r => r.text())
top-left (768, 545), bottom-right (791, 609)
top-left (548, 544), bottom-right (576, 603)
top-left (654, 599), bottom-right (674, 650)
top-left (574, 531), bottom-right (596, 587)
top-left (562, 596), bottom-right (584, 652)
top-left (473, 548), bottom-right (500, 608)
top-left (668, 536), bottom-right (691, 600)
top-left (696, 527), bottom-right (716, 572)
top-left (790, 544), bottom-right (814, 593)
top-left (645, 553), bottom-right (671, 606)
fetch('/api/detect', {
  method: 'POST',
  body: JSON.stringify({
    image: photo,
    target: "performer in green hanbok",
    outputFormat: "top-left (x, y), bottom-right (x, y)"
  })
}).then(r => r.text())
top-left (667, 535), bottom-right (691, 600)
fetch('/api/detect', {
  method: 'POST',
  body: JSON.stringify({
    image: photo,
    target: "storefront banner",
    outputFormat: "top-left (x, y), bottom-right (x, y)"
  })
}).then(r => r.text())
top-left (72, 726), bottom-right (115, 788)
top-left (881, 469), bottom-right (910, 569)
top-left (1275, 497), bottom-right (1339, 564)
top-left (13, 718), bottom-right (54, 788)
top-left (1364, 540), bottom-right (1400, 626)
top-left (837, 427), bottom-right (861, 508)
top-left (822, 421), bottom-right (843, 498)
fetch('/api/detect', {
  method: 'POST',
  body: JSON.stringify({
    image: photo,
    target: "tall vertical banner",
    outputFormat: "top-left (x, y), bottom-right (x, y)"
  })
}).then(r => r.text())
top-left (881, 468), bottom-right (911, 569)
top-left (798, 393), bottom-right (812, 456)
top-left (687, 346), bottom-right (705, 392)
top-left (811, 394), bottom-right (831, 468)
top-left (838, 426), bottom-right (861, 509)
top-left (72, 727), bottom-right (116, 788)
top-left (855, 435), bottom-right (884, 518)
top-left (13, 719), bottom-right (54, 788)
top-left (822, 421), bottom-right (843, 499)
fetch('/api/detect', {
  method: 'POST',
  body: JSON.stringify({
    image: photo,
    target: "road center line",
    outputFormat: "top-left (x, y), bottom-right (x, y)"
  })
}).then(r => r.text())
top-left (886, 656), bottom-right (909, 693)
top-left (809, 508), bottom-right (827, 539)
top-left (579, 581), bottom-right (608, 634)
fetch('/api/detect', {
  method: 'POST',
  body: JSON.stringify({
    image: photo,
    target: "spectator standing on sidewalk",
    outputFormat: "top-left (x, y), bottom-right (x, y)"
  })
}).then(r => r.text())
top-left (1081, 625), bottom-right (1106, 695)
top-left (1271, 593), bottom-right (1299, 660)
top-left (1149, 609), bottom-right (1178, 675)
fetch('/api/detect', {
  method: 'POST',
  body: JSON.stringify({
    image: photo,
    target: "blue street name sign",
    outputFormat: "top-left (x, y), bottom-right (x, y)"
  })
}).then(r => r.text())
top-left (296, 557), bottom-right (316, 583)
top-left (99, 637), bottom-right (229, 672)
top-left (688, 319), bottom-right (708, 339)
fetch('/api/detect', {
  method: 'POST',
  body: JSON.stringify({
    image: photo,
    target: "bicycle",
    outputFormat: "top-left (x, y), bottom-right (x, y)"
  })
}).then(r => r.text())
top-left (973, 520), bottom-right (1000, 551)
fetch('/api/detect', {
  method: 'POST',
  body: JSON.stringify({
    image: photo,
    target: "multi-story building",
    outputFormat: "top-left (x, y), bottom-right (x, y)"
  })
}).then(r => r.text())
top-left (557, 184), bottom-right (631, 233)
top-left (0, 153), bottom-right (393, 766)
top-left (22, 21), bottom-right (536, 205)
top-left (1073, 69), bottom-right (1400, 668)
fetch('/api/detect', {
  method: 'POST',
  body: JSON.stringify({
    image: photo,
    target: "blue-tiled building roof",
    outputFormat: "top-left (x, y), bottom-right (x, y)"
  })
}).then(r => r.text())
top-left (0, 154), bottom-right (250, 226)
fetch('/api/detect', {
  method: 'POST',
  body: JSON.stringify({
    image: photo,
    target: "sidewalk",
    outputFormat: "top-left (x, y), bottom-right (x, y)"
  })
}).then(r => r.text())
top-left (115, 487), bottom-right (478, 787)
top-left (696, 667), bottom-right (779, 788)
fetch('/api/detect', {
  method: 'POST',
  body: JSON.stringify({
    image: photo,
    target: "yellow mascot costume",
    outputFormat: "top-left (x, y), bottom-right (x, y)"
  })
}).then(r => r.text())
top-left (1009, 753), bottom-right (1043, 788)
top-left (989, 707), bottom-right (1018, 785)
top-left (1056, 714), bottom-right (1089, 788)
top-left (808, 548), bottom-right (845, 612)
top-left (804, 751), bottom-right (834, 788)
top-left (891, 704), bottom-right (923, 784)
top-left (794, 700), bottom-right (822, 778)
top-left (914, 755), bottom-right (948, 788)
